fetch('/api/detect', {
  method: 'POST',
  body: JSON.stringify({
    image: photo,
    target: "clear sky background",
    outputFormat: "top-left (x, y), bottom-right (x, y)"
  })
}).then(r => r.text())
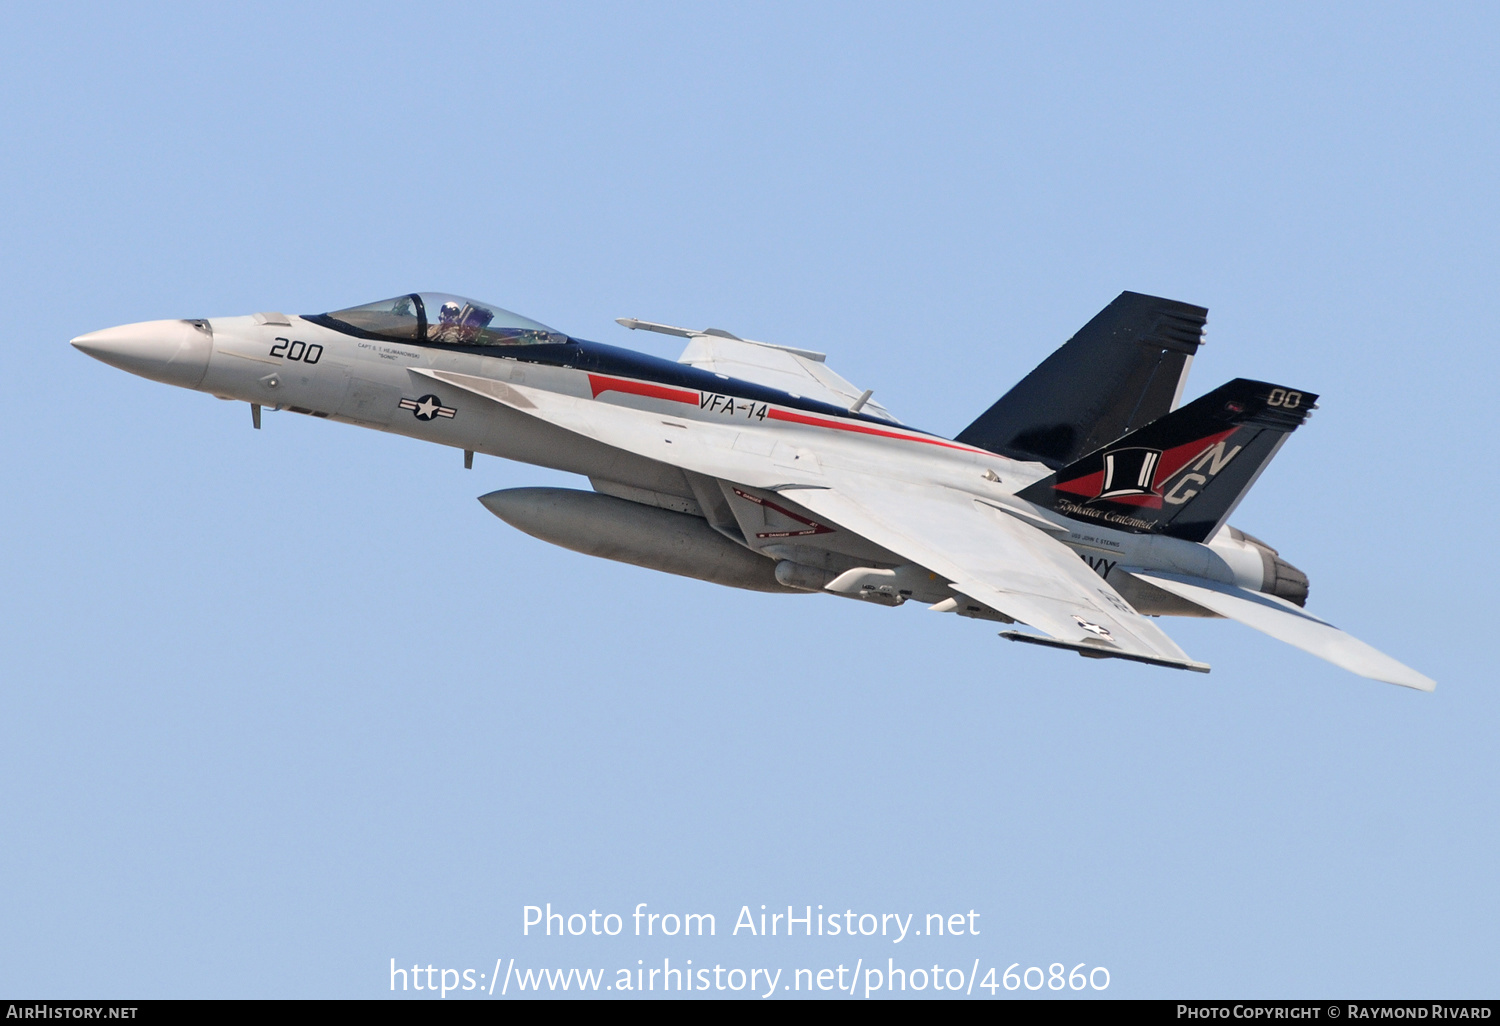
top-left (1, 1), bottom-right (1496, 999)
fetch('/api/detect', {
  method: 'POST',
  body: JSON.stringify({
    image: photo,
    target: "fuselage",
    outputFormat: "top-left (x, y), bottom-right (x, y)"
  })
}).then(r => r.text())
top-left (71, 303), bottom-right (1295, 615)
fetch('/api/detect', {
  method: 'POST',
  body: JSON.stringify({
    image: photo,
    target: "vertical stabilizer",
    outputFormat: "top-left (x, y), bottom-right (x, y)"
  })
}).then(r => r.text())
top-left (1017, 379), bottom-right (1317, 543)
top-left (956, 291), bottom-right (1207, 466)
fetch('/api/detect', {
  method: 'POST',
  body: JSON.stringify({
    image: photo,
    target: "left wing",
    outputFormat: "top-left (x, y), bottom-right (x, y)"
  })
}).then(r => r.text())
top-left (783, 471), bottom-right (1210, 672)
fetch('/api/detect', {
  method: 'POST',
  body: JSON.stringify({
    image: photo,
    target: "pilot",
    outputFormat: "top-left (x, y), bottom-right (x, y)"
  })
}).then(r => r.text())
top-left (429, 300), bottom-right (496, 344)
top-left (430, 301), bottom-right (465, 343)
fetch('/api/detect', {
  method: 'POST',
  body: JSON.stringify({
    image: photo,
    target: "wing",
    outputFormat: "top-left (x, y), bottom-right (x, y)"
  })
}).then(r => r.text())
top-left (421, 366), bottom-right (1195, 672)
top-left (617, 318), bottom-right (898, 421)
top-left (411, 368), bottom-right (819, 490)
top-left (1128, 571), bottom-right (1434, 691)
top-left (678, 335), bottom-right (896, 420)
top-left (782, 471), bottom-right (1210, 672)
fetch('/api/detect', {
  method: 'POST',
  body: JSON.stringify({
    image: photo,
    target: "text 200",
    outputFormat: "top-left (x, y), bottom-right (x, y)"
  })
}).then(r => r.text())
top-left (270, 338), bottom-right (323, 364)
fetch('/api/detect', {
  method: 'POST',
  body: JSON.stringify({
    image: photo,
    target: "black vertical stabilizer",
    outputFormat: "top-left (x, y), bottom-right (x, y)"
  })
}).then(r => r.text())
top-left (956, 291), bottom-right (1207, 467)
top-left (1016, 379), bottom-right (1317, 543)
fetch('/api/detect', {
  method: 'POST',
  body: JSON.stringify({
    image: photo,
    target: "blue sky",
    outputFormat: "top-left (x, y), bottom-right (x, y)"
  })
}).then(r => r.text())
top-left (1, 1), bottom-right (1496, 998)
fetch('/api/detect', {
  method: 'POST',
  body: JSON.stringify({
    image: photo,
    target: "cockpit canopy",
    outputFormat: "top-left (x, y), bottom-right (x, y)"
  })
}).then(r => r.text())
top-left (318, 293), bottom-right (568, 346)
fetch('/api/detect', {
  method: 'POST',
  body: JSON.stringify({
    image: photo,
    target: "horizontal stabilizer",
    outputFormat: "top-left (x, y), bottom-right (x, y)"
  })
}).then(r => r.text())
top-left (1129, 571), bottom-right (1434, 691)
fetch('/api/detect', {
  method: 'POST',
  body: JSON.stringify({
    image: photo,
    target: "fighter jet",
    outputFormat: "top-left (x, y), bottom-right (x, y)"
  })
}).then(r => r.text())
top-left (71, 290), bottom-right (1433, 690)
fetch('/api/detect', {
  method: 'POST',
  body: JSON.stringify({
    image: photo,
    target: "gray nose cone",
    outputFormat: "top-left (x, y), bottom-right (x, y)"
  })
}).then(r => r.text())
top-left (71, 318), bottom-right (213, 390)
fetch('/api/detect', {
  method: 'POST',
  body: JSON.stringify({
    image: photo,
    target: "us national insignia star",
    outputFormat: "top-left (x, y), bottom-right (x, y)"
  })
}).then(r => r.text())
top-left (399, 394), bottom-right (457, 421)
top-left (1073, 615), bottom-right (1112, 639)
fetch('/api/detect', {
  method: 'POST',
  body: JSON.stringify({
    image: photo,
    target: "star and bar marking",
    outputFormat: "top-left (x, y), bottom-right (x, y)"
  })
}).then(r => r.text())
top-left (399, 394), bottom-right (457, 421)
top-left (1072, 615), bottom-right (1113, 639)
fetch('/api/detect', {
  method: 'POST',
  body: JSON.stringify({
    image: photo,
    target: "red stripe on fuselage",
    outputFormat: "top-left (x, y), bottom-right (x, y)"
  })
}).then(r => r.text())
top-left (586, 372), bottom-right (991, 454)
top-left (587, 374), bottom-right (698, 405)
top-left (766, 408), bottom-right (984, 452)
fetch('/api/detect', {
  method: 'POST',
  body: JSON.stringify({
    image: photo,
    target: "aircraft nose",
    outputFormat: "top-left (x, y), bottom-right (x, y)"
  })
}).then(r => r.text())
top-left (71, 319), bottom-right (213, 390)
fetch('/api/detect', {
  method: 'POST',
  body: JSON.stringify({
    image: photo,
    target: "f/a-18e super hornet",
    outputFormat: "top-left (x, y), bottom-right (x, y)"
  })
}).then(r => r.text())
top-left (71, 290), bottom-right (1433, 689)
